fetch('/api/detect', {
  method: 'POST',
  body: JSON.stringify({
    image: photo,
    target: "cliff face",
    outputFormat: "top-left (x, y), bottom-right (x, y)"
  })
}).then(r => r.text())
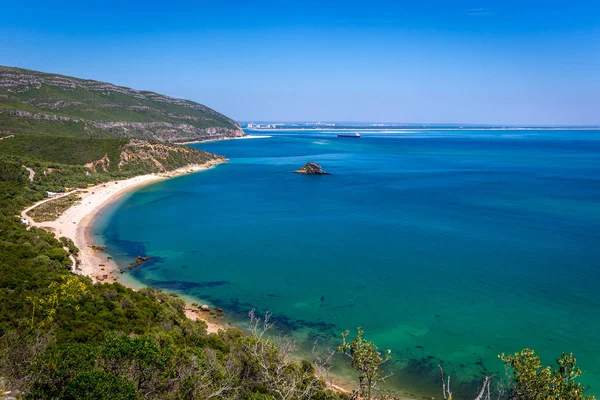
top-left (91, 121), bottom-right (243, 143)
top-left (0, 66), bottom-right (244, 142)
top-left (115, 138), bottom-right (227, 173)
top-left (0, 134), bottom-right (226, 175)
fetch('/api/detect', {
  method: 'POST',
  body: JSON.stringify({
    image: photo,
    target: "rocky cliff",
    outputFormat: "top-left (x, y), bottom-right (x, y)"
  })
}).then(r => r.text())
top-left (0, 66), bottom-right (244, 142)
top-left (0, 133), bottom-right (226, 176)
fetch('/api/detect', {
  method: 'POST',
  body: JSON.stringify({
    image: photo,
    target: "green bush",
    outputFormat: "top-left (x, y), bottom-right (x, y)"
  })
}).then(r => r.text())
top-left (61, 371), bottom-right (137, 400)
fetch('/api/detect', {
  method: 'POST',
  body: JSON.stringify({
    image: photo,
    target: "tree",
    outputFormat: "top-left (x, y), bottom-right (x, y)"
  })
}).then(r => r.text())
top-left (100, 333), bottom-right (174, 396)
top-left (26, 274), bottom-right (88, 329)
top-left (337, 327), bottom-right (391, 399)
top-left (500, 349), bottom-right (595, 400)
top-left (241, 310), bottom-right (329, 400)
top-left (436, 349), bottom-right (595, 400)
top-left (0, 276), bottom-right (87, 395)
top-left (175, 345), bottom-right (242, 399)
top-left (438, 365), bottom-right (494, 400)
top-left (61, 371), bottom-right (136, 400)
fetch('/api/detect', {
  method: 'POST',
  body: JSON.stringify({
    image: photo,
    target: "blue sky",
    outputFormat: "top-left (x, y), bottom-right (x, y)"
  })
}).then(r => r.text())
top-left (1, 0), bottom-right (599, 125)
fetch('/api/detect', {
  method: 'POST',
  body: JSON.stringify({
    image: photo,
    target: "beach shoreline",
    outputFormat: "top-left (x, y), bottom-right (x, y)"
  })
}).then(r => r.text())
top-left (21, 159), bottom-right (227, 333)
top-left (19, 157), bottom-right (359, 395)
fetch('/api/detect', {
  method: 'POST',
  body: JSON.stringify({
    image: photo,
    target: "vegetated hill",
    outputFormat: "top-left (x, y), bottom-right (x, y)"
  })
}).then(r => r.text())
top-left (0, 134), bottom-right (225, 180)
top-left (0, 66), bottom-right (244, 142)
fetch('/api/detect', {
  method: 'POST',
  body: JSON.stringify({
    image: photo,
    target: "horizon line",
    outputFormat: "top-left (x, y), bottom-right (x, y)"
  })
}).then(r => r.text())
top-left (239, 121), bottom-right (600, 128)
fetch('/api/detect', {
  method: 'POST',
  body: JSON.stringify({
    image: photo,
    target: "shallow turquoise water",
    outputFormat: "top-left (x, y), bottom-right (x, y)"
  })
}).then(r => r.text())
top-left (95, 130), bottom-right (600, 398)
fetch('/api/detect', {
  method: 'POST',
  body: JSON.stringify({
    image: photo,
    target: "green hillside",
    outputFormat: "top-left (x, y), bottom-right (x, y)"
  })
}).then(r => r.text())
top-left (0, 134), bottom-right (224, 179)
top-left (0, 66), bottom-right (244, 142)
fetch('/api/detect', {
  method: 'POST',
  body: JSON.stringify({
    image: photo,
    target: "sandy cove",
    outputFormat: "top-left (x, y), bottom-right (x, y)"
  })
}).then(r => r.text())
top-left (21, 160), bottom-right (226, 334)
top-left (19, 158), bottom-right (363, 396)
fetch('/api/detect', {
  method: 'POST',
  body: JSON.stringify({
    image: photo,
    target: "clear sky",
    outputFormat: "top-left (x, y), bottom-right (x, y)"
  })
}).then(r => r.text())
top-left (1, 0), bottom-right (599, 125)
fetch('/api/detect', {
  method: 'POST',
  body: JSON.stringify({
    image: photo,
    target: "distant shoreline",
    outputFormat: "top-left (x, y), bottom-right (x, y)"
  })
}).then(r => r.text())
top-left (245, 127), bottom-right (600, 132)
top-left (179, 134), bottom-right (271, 145)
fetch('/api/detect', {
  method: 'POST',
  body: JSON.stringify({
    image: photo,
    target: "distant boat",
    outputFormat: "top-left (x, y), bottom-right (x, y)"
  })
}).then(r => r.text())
top-left (337, 132), bottom-right (361, 138)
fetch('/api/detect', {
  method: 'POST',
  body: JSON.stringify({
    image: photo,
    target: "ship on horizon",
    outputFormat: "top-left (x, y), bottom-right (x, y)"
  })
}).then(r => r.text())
top-left (337, 132), bottom-right (361, 138)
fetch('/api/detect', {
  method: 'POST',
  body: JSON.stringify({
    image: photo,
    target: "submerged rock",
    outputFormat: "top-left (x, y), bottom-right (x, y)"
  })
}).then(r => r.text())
top-left (295, 162), bottom-right (330, 175)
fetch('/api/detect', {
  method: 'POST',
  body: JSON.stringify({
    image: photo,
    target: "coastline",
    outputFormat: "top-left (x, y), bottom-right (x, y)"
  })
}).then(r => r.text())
top-left (21, 159), bottom-right (227, 334)
top-left (245, 127), bottom-right (600, 132)
top-left (178, 137), bottom-right (239, 145)
top-left (179, 134), bottom-right (271, 145)
top-left (19, 155), bottom-right (358, 395)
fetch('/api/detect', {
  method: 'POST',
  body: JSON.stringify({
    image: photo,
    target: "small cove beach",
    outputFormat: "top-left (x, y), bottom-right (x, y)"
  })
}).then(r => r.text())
top-left (20, 160), bottom-right (227, 333)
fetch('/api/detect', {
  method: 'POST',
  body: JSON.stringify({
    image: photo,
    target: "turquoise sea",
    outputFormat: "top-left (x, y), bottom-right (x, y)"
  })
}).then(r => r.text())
top-left (94, 129), bottom-right (600, 398)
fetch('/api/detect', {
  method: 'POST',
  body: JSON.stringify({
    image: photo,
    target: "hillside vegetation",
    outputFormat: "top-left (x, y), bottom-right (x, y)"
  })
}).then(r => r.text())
top-left (0, 66), bottom-right (244, 142)
top-left (0, 134), bottom-right (225, 180)
top-left (0, 135), bottom-right (345, 399)
top-left (0, 70), bottom-right (347, 397)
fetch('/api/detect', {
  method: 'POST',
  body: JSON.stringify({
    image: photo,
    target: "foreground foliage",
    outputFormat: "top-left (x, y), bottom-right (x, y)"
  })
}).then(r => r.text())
top-left (339, 328), bottom-right (595, 400)
top-left (500, 349), bottom-right (594, 400)
top-left (338, 328), bottom-right (391, 399)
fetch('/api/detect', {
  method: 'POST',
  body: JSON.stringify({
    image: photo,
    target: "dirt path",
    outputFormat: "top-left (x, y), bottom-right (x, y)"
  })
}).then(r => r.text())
top-left (24, 166), bottom-right (35, 181)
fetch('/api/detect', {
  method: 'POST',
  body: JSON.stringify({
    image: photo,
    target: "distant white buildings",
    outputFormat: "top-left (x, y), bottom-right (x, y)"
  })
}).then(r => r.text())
top-left (246, 123), bottom-right (279, 129)
top-left (46, 191), bottom-right (59, 197)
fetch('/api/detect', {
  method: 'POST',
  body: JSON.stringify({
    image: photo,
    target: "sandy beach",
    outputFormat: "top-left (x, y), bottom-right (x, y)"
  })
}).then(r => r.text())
top-left (21, 160), bottom-right (226, 333)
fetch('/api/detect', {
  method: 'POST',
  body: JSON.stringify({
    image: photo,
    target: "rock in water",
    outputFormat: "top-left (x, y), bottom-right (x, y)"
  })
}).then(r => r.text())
top-left (295, 162), bottom-right (330, 175)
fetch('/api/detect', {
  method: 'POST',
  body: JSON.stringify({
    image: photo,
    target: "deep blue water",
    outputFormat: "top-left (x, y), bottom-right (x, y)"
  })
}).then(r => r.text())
top-left (95, 130), bottom-right (600, 398)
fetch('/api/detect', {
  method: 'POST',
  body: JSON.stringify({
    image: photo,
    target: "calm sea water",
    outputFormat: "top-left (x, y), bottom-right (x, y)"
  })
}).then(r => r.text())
top-left (94, 130), bottom-right (600, 398)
